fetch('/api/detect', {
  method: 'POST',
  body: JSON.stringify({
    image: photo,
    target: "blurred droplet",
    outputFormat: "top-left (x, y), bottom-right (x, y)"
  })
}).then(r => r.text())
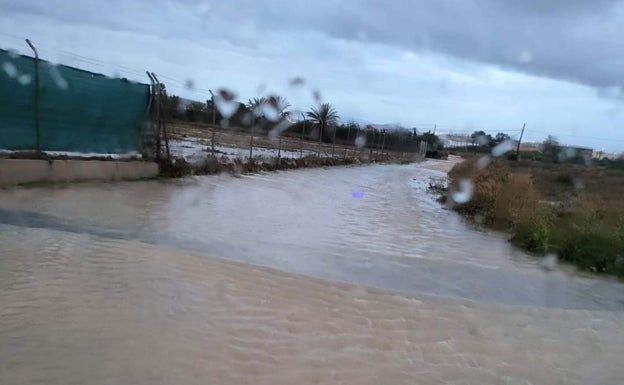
top-left (540, 254), bottom-right (558, 271)
top-left (262, 96), bottom-right (281, 122)
top-left (268, 119), bottom-right (293, 139)
top-left (2, 62), bottom-right (17, 78)
top-left (49, 66), bottom-right (68, 90)
top-left (451, 179), bottom-right (474, 204)
top-left (558, 147), bottom-right (576, 162)
top-left (573, 178), bottom-right (585, 190)
top-left (492, 140), bottom-right (515, 157)
top-left (476, 135), bottom-right (489, 146)
top-left (313, 89), bottom-right (321, 102)
top-left (355, 135), bottom-right (366, 148)
top-left (256, 83), bottom-right (266, 95)
top-left (7, 49), bottom-right (19, 58)
top-left (476, 155), bottom-right (490, 170)
top-left (519, 50), bottom-right (533, 63)
top-left (214, 89), bottom-right (238, 118)
top-left (474, 214), bottom-right (484, 224)
top-left (290, 77), bottom-right (304, 87)
top-left (241, 111), bottom-right (253, 126)
top-left (184, 79), bottom-right (195, 90)
top-left (17, 74), bottom-right (32, 85)
top-left (196, 1), bottom-right (212, 15)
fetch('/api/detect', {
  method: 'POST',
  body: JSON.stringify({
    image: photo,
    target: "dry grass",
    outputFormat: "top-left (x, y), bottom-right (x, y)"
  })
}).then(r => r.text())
top-left (446, 159), bottom-right (624, 277)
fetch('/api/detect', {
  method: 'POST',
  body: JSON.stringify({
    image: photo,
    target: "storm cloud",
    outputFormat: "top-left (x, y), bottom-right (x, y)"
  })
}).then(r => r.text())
top-left (1, 0), bottom-right (623, 150)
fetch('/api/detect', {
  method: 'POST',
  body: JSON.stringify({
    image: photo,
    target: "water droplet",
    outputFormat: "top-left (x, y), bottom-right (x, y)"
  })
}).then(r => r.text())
top-left (241, 111), bottom-right (253, 126)
top-left (196, 1), bottom-right (212, 15)
top-left (312, 89), bottom-right (321, 102)
top-left (256, 83), bottom-right (266, 95)
top-left (476, 155), bottom-right (490, 170)
top-left (2, 62), bottom-right (17, 78)
top-left (184, 79), bottom-right (194, 90)
top-left (540, 254), bottom-right (558, 270)
top-left (214, 89), bottom-right (238, 118)
top-left (558, 147), bottom-right (576, 162)
top-left (476, 135), bottom-right (489, 146)
top-left (355, 135), bottom-right (366, 148)
top-left (49, 66), bottom-right (68, 89)
top-left (491, 140), bottom-right (515, 157)
top-left (519, 50), bottom-right (533, 63)
top-left (17, 74), bottom-right (32, 85)
top-left (268, 119), bottom-right (293, 139)
top-left (290, 77), bottom-right (304, 87)
top-left (261, 96), bottom-right (281, 122)
top-left (451, 179), bottom-right (474, 204)
top-left (7, 49), bottom-right (19, 59)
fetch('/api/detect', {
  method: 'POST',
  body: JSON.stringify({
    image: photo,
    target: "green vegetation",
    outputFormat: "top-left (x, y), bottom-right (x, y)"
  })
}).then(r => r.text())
top-left (445, 157), bottom-right (624, 278)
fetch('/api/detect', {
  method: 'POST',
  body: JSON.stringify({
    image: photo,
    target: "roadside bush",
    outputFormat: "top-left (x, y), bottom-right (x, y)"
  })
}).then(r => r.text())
top-left (554, 172), bottom-right (574, 186)
top-left (510, 215), bottom-right (551, 253)
top-left (506, 153), bottom-right (518, 161)
top-left (559, 232), bottom-right (624, 276)
top-left (448, 159), bottom-right (509, 220)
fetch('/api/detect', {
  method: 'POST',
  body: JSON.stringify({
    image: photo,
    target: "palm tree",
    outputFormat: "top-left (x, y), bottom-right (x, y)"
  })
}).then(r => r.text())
top-left (246, 97), bottom-right (267, 115)
top-left (306, 103), bottom-right (339, 142)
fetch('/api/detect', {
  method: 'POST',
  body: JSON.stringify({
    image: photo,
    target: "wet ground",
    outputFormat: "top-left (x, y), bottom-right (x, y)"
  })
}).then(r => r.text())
top-left (1, 161), bottom-right (623, 384)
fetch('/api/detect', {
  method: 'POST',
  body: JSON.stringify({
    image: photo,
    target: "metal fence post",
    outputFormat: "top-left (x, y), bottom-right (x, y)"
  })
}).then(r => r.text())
top-left (249, 133), bottom-right (254, 160)
top-left (300, 115), bottom-right (305, 159)
top-left (25, 39), bottom-right (40, 153)
top-left (211, 129), bottom-right (215, 157)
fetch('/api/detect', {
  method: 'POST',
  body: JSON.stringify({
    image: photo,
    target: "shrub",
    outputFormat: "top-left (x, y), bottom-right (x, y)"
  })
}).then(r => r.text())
top-left (510, 215), bottom-right (551, 253)
top-left (554, 172), bottom-right (574, 186)
top-left (558, 232), bottom-right (624, 275)
top-left (506, 152), bottom-right (518, 161)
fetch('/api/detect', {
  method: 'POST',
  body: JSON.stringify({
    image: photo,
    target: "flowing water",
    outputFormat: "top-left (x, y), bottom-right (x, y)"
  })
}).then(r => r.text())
top-left (1, 161), bottom-right (623, 384)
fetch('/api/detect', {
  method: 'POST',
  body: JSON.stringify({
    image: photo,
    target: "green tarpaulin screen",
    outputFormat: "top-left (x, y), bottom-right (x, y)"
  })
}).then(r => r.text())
top-left (0, 49), bottom-right (150, 154)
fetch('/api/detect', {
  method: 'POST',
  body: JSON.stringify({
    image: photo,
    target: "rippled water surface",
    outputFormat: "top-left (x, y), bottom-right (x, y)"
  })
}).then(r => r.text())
top-left (1, 161), bottom-right (624, 384)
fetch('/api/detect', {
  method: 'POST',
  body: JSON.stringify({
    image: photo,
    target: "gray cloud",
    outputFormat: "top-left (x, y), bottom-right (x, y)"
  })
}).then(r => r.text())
top-left (5, 0), bottom-right (623, 91)
top-left (230, 0), bottom-right (624, 90)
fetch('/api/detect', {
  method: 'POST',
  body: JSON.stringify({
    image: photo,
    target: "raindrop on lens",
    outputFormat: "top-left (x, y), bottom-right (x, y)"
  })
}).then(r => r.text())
top-left (214, 89), bottom-right (238, 118)
top-left (355, 135), bottom-right (366, 148)
top-left (2, 62), bottom-right (17, 78)
top-left (492, 140), bottom-right (515, 157)
top-left (17, 74), bottom-right (32, 85)
top-left (451, 179), bottom-right (474, 204)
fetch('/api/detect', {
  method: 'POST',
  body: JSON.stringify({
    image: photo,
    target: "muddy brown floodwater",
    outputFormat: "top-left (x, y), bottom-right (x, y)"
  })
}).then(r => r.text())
top-left (1, 160), bottom-right (624, 384)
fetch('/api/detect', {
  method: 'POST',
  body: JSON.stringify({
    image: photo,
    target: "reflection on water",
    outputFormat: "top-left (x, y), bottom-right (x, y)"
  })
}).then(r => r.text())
top-left (1, 161), bottom-right (624, 384)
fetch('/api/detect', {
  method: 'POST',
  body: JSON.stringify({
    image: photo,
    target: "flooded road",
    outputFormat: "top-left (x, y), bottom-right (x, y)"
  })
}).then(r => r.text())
top-left (1, 161), bottom-right (624, 384)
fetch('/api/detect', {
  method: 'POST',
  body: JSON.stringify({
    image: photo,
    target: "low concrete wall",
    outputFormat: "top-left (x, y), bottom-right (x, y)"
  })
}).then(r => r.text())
top-left (0, 159), bottom-right (159, 187)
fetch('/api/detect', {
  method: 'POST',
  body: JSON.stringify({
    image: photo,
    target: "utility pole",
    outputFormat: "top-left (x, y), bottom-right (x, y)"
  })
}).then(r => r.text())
top-left (300, 113), bottom-right (305, 159)
top-left (25, 39), bottom-right (40, 154)
top-left (516, 122), bottom-right (526, 158)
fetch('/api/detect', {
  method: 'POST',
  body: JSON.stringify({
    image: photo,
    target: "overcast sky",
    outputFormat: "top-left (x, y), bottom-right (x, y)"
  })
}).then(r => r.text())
top-left (1, 0), bottom-right (623, 151)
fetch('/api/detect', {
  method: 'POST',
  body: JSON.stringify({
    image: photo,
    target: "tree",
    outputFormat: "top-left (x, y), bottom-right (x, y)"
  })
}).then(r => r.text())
top-left (246, 97), bottom-right (266, 113)
top-left (493, 132), bottom-right (511, 145)
top-left (184, 101), bottom-right (207, 122)
top-left (163, 94), bottom-right (181, 120)
top-left (470, 130), bottom-right (490, 146)
top-left (418, 131), bottom-right (442, 149)
top-left (541, 135), bottom-right (560, 161)
top-left (306, 103), bottom-right (339, 142)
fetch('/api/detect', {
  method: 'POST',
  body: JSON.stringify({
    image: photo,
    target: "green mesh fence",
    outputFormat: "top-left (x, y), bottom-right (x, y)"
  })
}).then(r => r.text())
top-left (0, 49), bottom-right (150, 154)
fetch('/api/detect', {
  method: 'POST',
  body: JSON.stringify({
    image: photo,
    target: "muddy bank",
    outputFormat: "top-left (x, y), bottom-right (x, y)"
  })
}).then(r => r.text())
top-left (160, 153), bottom-right (416, 178)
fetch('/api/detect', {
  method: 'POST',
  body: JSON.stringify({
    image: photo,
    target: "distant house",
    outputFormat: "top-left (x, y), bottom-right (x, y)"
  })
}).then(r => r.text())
top-left (559, 145), bottom-right (593, 159)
